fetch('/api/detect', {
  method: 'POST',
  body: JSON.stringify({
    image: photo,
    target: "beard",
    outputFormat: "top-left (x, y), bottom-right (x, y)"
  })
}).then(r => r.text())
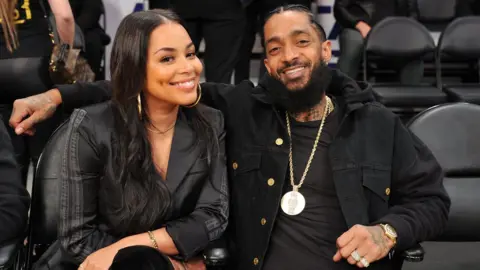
top-left (265, 61), bottom-right (333, 113)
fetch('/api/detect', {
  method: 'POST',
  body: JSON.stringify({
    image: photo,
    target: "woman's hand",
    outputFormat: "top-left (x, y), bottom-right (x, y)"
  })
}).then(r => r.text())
top-left (79, 246), bottom-right (119, 270)
top-left (168, 257), bottom-right (206, 270)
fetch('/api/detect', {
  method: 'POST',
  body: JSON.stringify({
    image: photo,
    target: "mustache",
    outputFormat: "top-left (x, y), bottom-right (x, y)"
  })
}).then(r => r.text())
top-left (277, 59), bottom-right (311, 74)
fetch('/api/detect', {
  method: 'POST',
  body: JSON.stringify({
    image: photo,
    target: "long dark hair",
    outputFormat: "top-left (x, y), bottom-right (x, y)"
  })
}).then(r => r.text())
top-left (0, 0), bottom-right (19, 52)
top-left (109, 9), bottom-right (217, 235)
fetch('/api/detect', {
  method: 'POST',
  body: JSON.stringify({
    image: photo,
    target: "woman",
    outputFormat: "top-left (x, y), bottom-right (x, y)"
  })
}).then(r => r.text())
top-left (33, 9), bottom-right (228, 270)
top-left (0, 0), bottom-right (74, 181)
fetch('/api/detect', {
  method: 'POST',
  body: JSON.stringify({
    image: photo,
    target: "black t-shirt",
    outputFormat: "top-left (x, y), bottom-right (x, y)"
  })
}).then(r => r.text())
top-left (0, 0), bottom-right (50, 58)
top-left (263, 102), bottom-right (357, 270)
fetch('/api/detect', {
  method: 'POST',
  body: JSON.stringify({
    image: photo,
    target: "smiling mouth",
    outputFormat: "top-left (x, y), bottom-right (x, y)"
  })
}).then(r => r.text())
top-left (169, 79), bottom-right (195, 89)
top-left (283, 66), bottom-right (306, 75)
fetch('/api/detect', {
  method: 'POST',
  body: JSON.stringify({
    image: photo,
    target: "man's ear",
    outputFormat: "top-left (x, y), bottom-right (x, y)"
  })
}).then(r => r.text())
top-left (321, 40), bottom-right (332, 63)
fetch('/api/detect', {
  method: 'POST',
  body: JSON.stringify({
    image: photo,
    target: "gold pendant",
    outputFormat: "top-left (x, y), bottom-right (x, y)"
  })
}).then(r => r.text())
top-left (281, 190), bottom-right (306, 216)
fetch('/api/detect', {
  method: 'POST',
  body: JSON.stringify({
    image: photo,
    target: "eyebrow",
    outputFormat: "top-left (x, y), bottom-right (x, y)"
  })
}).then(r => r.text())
top-left (265, 29), bottom-right (311, 46)
top-left (154, 42), bottom-right (195, 54)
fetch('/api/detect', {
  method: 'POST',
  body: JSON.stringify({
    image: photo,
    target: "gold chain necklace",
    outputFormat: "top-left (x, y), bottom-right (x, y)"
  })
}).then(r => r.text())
top-left (280, 96), bottom-right (333, 216)
top-left (146, 122), bottom-right (176, 134)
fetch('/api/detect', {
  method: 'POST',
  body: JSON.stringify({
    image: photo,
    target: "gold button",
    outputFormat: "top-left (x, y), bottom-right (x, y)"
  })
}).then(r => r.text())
top-left (253, 258), bottom-right (259, 265)
top-left (385, 188), bottom-right (391, 196)
top-left (267, 178), bottom-right (275, 186)
top-left (232, 162), bottom-right (238, 170)
top-left (261, 218), bottom-right (267, 225)
top-left (275, 138), bottom-right (284, 146)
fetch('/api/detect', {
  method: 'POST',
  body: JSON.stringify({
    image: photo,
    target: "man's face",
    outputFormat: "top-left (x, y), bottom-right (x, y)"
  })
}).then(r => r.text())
top-left (263, 11), bottom-right (331, 91)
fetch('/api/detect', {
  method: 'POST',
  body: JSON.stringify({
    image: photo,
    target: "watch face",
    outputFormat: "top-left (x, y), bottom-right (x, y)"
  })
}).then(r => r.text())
top-left (385, 225), bottom-right (398, 238)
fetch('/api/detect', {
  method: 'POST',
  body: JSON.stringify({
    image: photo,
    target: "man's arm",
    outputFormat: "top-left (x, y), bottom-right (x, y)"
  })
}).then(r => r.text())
top-left (10, 81), bottom-right (111, 135)
top-left (0, 119), bottom-right (30, 245)
top-left (375, 117), bottom-right (451, 251)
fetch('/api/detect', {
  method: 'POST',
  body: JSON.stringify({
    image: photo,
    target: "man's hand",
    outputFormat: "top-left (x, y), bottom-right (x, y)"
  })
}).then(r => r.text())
top-left (9, 89), bottom-right (62, 135)
top-left (333, 225), bottom-right (395, 268)
top-left (355, 21), bottom-right (371, 38)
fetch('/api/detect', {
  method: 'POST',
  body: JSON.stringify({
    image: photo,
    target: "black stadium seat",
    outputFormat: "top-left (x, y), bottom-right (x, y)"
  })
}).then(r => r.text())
top-left (363, 17), bottom-right (447, 116)
top-left (406, 103), bottom-right (480, 269)
top-left (438, 16), bottom-right (480, 104)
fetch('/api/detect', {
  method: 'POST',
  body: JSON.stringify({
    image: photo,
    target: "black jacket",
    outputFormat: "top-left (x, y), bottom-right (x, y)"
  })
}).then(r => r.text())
top-left (0, 116), bottom-right (30, 245)
top-left (37, 102), bottom-right (228, 267)
top-left (57, 69), bottom-right (450, 270)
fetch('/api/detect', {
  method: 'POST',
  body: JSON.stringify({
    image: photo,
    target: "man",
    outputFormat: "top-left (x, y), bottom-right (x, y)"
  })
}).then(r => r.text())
top-left (10, 5), bottom-right (449, 270)
top-left (333, 0), bottom-right (423, 83)
top-left (234, 0), bottom-right (312, 83)
top-left (0, 114), bottom-right (30, 245)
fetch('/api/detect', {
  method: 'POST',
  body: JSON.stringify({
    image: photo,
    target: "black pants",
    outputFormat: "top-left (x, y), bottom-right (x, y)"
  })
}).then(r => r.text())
top-left (234, 0), bottom-right (312, 83)
top-left (184, 16), bottom-right (245, 83)
top-left (0, 56), bottom-right (63, 183)
top-left (110, 246), bottom-right (174, 270)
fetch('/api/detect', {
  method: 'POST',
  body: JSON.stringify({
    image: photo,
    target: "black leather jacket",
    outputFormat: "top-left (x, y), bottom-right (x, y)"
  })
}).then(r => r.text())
top-left (56, 102), bottom-right (228, 264)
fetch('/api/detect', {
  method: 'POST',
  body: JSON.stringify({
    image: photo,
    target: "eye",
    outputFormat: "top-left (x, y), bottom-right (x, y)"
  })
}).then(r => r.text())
top-left (160, 56), bottom-right (174, 63)
top-left (298, 40), bottom-right (310, 45)
top-left (186, 52), bottom-right (196, 58)
top-left (269, 47), bottom-right (280, 54)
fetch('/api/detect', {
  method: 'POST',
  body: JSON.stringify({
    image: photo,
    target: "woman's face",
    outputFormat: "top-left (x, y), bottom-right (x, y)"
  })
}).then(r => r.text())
top-left (144, 22), bottom-right (203, 107)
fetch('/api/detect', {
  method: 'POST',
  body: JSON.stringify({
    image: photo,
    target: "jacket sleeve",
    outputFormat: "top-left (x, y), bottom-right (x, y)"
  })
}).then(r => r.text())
top-left (374, 117), bottom-right (450, 251)
top-left (56, 81), bottom-right (112, 112)
top-left (333, 0), bottom-right (361, 29)
top-left (165, 110), bottom-right (229, 259)
top-left (0, 120), bottom-right (30, 245)
top-left (58, 109), bottom-right (118, 263)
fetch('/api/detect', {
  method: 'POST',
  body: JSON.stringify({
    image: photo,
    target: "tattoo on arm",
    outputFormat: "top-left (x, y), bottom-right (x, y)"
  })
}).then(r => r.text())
top-left (370, 228), bottom-right (389, 254)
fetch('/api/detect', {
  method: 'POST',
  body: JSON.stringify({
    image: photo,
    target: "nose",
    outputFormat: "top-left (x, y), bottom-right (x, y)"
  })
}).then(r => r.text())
top-left (178, 56), bottom-right (195, 74)
top-left (281, 44), bottom-right (299, 63)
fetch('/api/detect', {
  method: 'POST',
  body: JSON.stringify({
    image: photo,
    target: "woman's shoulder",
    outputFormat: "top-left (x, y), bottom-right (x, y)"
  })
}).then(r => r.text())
top-left (69, 101), bottom-right (115, 133)
top-left (196, 104), bottom-right (225, 131)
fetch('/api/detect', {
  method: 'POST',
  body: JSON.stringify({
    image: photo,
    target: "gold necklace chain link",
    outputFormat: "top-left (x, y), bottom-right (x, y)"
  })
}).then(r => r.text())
top-left (285, 96), bottom-right (333, 191)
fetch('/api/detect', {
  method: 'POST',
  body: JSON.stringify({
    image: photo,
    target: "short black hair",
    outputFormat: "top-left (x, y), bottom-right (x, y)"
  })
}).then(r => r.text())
top-left (264, 4), bottom-right (327, 42)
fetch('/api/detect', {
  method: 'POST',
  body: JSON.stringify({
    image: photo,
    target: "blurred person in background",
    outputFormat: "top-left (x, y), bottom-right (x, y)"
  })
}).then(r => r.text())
top-left (234, 0), bottom-right (312, 84)
top-left (149, 0), bottom-right (170, 9)
top-left (0, 0), bottom-right (74, 182)
top-left (333, 0), bottom-right (422, 83)
top-left (0, 115), bottom-right (30, 246)
top-left (69, 0), bottom-right (111, 80)
top-left (171, 0), bottom-right (246, 83)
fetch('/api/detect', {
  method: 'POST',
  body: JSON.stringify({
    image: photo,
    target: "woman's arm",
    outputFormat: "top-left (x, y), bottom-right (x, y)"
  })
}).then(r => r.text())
top-left (58, 109), bottom-right (118, 264)
top-left (47, 0), bottom-right (75, 46)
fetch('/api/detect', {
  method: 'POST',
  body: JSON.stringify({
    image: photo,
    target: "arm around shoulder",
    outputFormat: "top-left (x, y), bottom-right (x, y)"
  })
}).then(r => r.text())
top-left (375, 117), bottom-right (450, 251)
top-left (57, 80), bottom-right (112, 112)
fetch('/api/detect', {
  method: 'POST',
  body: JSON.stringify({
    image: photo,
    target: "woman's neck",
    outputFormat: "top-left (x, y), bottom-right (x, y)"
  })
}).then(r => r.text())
top-left (144, 96), bottom-right (179, 131)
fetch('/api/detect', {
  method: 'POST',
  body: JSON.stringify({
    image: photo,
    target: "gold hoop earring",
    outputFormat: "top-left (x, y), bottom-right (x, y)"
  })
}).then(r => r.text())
top-left (185, 85), bottom-right (202, 108)
top-left (137, 94), bottom-right (143, 119)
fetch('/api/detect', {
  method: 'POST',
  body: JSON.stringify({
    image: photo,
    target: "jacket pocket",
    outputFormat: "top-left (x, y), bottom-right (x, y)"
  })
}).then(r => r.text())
top-left (362, 168), bottom-right (391, 201)
top-left (232, 152), bottom-right (261, 176)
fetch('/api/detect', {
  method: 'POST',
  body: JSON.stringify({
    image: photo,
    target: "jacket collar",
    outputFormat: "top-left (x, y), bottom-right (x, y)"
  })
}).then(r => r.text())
top-left (252, 68), bottom-right (375, 114)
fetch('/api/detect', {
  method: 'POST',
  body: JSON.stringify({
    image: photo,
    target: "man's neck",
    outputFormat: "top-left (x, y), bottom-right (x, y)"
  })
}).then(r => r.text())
top-left (290, 95), bottom-right (327, 122)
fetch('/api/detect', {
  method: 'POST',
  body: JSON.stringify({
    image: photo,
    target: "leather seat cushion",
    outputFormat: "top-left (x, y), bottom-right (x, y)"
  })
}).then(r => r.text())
top-left (372, 85), bottom-right (447, 107)
top-left (444, 84), bottom-right (480, 104)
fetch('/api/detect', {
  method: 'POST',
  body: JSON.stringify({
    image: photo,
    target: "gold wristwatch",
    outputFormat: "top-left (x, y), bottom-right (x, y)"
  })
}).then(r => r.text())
top-left (379, 224), bottom-right (397, 245)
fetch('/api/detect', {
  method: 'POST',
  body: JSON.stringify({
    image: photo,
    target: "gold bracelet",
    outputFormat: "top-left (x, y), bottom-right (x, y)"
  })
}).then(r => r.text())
top-left (147, 231), bottom-right (159, 249)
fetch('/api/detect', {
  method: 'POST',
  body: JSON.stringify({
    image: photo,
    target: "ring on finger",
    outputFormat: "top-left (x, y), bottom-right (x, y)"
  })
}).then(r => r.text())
top-left (360, 257), bottom-right (370, 268)
top-left (351, 250), bottom-right (361, 262)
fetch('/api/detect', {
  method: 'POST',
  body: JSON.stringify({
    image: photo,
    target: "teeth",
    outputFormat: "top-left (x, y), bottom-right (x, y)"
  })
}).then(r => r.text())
top-left (285, 67), bottom-right (305, 74)
top-left (174, 80), bottom-right (194, 88)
